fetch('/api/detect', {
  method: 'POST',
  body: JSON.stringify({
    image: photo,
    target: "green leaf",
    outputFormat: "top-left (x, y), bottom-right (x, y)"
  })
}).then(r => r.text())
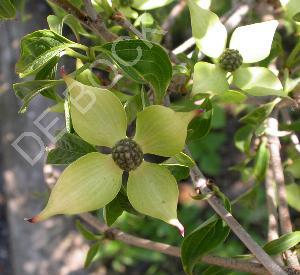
top-left (263, 231), bottom-right (300, 255)
top-left (232, 67), bottom-right (284, 96)
top-left (192, 62), bottom-right (228, 96)
top-left (286, 159), bottom-right (300, 178)
top-left (84, 242), bottom-right (101, 268)
top-left (76, 220), bottom-right (101, 241)
top-left (165, 152), bottom-right (196, 168)
top-left (46, 133), bottom-right (96, 165)
top-left (234, 125), bottom-right (254, 153)
top-left (48, 14), bottom-right (85, 41)
top-left (47, 15), bottom-right (63, 34)
top-left (0, 0), bottom-right (16, 19)
top-left (286, 183), bottom-right (300, 211)
top-left (13, 80), bottom-right (63, 113)
top-left (125, 94), bottom-right (143, 123)
top-left (293, 12), bottom-right (300, 22)
top-left (187, 98), bottom-right (213, 142)
top-left (98, 39), bottom-right (172, 103)
top-left (229, 20), bottom-right (278, 63)
top-left (240, 100), bottom-right (278, 127)
top-left (16, 30), bottom-right (80, 78)
top-left (132, 0), bottom-right (174, 10)
top-left (167, 166), bottom-right (190, 181)
top-left (181, 218), bottom-right (230, 274)
top-left (188, 0), bottom-right (227, 58)
top-left (253, 141), bottom-right (270, 182)
top-left (103, 193), bottom-right (124, 226)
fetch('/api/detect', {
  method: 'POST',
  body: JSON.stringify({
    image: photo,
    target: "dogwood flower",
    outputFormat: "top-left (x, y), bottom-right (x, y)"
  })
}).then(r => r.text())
top-left (27, 76), bottom-right (197, 235)
top-left (188, 0), bottom-right (284, 97)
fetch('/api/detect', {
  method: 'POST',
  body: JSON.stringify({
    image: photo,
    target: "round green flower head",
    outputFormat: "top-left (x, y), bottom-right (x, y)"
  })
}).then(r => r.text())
top-left (218, 49), bottom-right (243, 72)
top-left (27, 76), bottom-right (198, 236)
top-left (112, 138), bottom-right (143, 171)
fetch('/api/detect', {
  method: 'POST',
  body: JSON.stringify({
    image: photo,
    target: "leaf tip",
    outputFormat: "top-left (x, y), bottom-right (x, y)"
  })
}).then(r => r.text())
top-left (170, 219), bottom-right (185, 237)
top-left (24, 215), bottom-right (41, 223)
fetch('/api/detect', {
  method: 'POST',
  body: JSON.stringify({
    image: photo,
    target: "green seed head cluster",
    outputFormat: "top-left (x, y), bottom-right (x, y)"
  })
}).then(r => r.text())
top-left (218, 49), bottom-right (243, 72)
top-left (112, 138), bottom-right (143, 171)
top-left (119, 0), bottom-right (133, 7)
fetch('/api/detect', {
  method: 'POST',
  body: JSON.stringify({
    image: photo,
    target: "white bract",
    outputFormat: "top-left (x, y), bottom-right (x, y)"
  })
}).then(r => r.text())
top-left (188, 0), bottom-right (284, 97)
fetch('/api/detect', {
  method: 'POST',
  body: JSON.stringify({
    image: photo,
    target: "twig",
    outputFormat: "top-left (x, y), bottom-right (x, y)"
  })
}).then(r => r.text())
top-left (79, 213), bottom-right (270, 275)
top-left (281, 109), bottom-right (300, 154)
top-left (111, 12), bottom-right (144, 39)
top-left (267, 113), bottom-right (300, 268)
top-left (265, 167), bottom-right (283, 265)
top-left (172, 0), bottom-right (254, 55)
top-left (43, 165), bottom-right (292, 275)
top-left (49, 0), bottom-right (117, 42)
top-left (265, 168), bottom-right (280, 242)
top-left (185, 147), bottom-right (287, 275)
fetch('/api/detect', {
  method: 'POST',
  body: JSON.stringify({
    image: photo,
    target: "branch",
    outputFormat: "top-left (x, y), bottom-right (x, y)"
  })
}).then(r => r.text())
top-left (172, 0), bottom-right (254, 55)
top-left (184, 147), bottom-right (287, 275)
top-left (265, 167), bottom-right (284, 265)
top-left (79, 213), bottom-right (271, 275)
top-left (265, 168), bottom-right (280, 242)
top-left (267, 113), bottom-right (300, 268)
top-left (49, 0), bottom-right (117, 42)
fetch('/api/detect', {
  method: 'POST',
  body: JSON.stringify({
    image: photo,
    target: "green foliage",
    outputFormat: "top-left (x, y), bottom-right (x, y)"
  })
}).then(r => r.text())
top-left (46, 133), bottom-right (96, 165)
top-left (97, 40), bottom-right (172, 103)
top-left (0, 0), bottom-right (16, 19)
top-left (263, 232), bottom-right (300, 255)
top-left (16, 30), bottom-right (84, 78)
top-left (13, 80), bottom-right (63, 113)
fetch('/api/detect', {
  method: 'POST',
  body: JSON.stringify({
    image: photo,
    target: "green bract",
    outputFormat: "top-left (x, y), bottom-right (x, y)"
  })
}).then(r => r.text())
top-left (29, 76), bottom-right (197, 235)
top-left (188, 0), bottom-right (283, 97)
